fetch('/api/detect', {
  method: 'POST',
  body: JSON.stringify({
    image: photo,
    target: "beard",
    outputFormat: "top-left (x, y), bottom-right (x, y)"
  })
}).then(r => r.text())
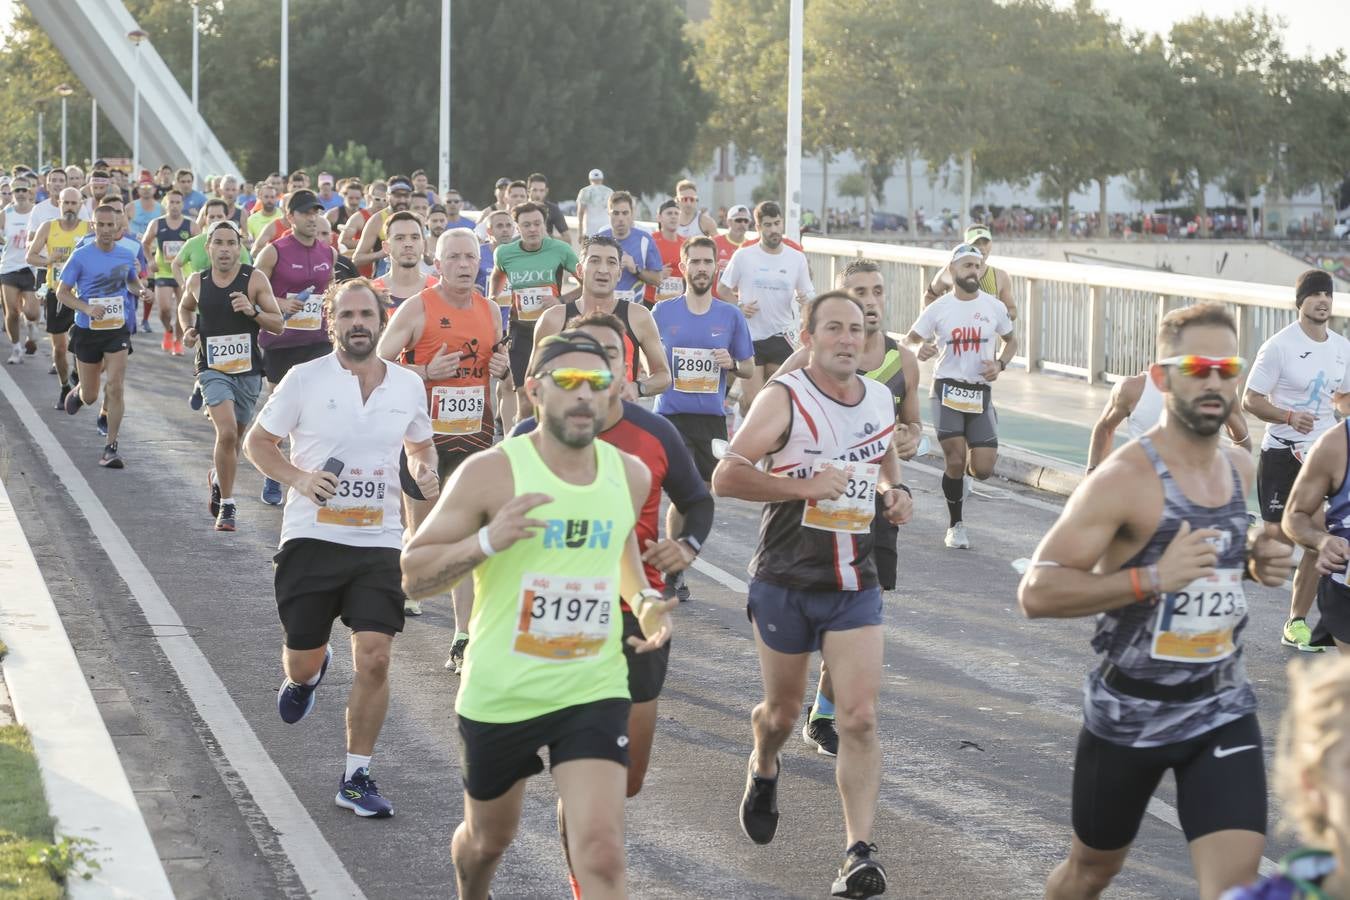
top-left (955, 274), bottom-right (980, 293)
top-left (542, 399), bottom-right (601, 448)
top-left (337, 328), bottom-right (376, 360)
top-left (1165, 386), bottom-right (1230, 437)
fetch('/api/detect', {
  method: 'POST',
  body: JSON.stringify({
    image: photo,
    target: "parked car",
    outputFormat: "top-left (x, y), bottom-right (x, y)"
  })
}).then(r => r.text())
top-left (870, 212), bottom-right (908, 232)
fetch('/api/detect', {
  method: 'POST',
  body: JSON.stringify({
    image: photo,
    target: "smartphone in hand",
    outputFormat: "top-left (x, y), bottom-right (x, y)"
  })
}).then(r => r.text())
top-left (317, 457), bottom-right (344, 505)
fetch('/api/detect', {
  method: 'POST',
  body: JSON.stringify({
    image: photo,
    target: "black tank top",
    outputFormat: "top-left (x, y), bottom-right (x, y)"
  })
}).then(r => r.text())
top-left (194, 265), bottom-right (262, 377)
top-left (563, 298), bottom-right (640, 382)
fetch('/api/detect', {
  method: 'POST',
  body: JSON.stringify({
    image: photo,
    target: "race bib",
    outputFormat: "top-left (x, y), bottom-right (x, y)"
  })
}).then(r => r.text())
top-left (431, 385), bottom-right (485, 435)
top-left (315, 462), bottom-right (388, 530)
top-left (513, 285), bottom-right (553, 322)
top-left (513, 573), bottom-right (614, 661)
top-left (801, 460), bottom-right (879, 534)
top-left (286, 291), bottom-right (323, 331)
top-left (656, 276), bottom-right (683, 302)
top-left (1150, 569), bottom-right (1246, 663)
top-left (941, 382), bottom-right (985, 414)
top-left (88, 296), bottom-right (125, 331)
top-left (162, 239), bottom-right (185, 260)
top-left (672, 346), bottom-right (720, 394)
top-left (205, 333), bottom-right (253, 374)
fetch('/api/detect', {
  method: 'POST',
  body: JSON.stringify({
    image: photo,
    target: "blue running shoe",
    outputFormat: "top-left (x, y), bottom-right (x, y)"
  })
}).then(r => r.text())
top-left (96, 412), bottom-right (108, 437)
top-left (189, 384), bottom-right (203, 411)
top-left (276, 646), bottom-right (331, 724)
top-left (261, 477), bottom-right (284, 506)
top-left (335, 768), bottom-right (393, 818)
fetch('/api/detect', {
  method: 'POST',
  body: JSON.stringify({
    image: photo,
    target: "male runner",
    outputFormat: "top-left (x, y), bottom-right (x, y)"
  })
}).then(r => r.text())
top-left (352, 177), bottom-right (414, 276)
top-left (527, 173), bottom-right (571, 242)
top-left (338, 180), bottom-right (387, 257)
top-left (0, 175), bottom-right (40, 364)
top-left (905, 243), bottom-right (1016, 550)
top-left (175, 168), bottom-right (207, 219)
top-left (922, 224), bottom-right (1016, 320)
top-left (172, 200), bottom-right (254, 286)
top-left (246, 182), bottom-right (283, 246)
top-left (1241, 268), bottom-right (1350, 652)
top-left (315, 172), bottom-right (341, 212)
top-left (719, 201), bottom-right (815, 415)
top-left (56, 204), bottom-right (153, 468)
top-left (713, 204), bottom-right (752, 300)
top-left (440, 187), bottom-right (475, 231)
top-left (245, 278), bottom-right (439, 818)
top-left (140, 189), bottom-right (195, 351)
top-left (576, 169), bottom-right (613, 238)
top-left (128, 176), bottom-right (162, 240)
top-left (675, 179), bottom-right (718, 238)
top-left (648, 199), bottom-right (686, 306)
top-left (595, 191), bottom-right (662, 304)
top-left (216, 175), bottom-right (247, 229)
top-left (327, 179), bottom-right (365, 231)
top-left (371, 211), bottom-right (435, 309)
top-left (400, 329), bottom-right (673, 900)
top-left (1018, 302), bottom-right (1294, 900)
top-left (25, 187), bottom-right (88, 406)
top-left (179, 220), bottom-right (284, 530)
top-left (254, 189), bottom-right (338, 505)
top-left (475, 180), bottom-right (527, 242)
top-left (531, 234), bottom-right (671, 403)
top-left (712, 290), bottom-right (913, 899)
top-left (376, 227), bottom-right (507, 632)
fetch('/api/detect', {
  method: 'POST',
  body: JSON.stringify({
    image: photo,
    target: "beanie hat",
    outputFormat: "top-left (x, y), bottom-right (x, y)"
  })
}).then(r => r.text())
top-left (1296, 269), bottom-right (1334, 308)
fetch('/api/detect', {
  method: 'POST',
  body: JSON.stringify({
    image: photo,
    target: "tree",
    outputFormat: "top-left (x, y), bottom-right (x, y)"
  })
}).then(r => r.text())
top-left (1276, 51), bottom-right (1350, 227)
top-left (302, 142), bottom-right (386, 185)
top-left (835, 172), bottom-right (868, 204)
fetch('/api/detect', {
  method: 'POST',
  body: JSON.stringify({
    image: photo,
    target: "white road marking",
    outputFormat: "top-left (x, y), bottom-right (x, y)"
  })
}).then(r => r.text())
top-left (0, 369), bottom-right (366, 899)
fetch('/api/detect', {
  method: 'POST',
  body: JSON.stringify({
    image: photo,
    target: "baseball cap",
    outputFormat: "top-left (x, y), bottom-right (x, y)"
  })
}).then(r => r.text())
top-left (727, 204), bottom-right (751, 221)
top-left (588, 169), bottom-right (604, 181)
top-left (388, 176), bottom-right (413, 193)
top-left (964, 224), bottom-right (993, 243)
top-left (286, 189), bottom-right (324, 213)
top-left (950, 243), bottom-right (984, 264)
top-left (495, 176), bottom-right (511, 188)
top-left (659, 199), bottom-right (678, 214)
top-left (38, 164), bottom-right (53, 175)
top-left (138, 170), bottom-right (154, 184)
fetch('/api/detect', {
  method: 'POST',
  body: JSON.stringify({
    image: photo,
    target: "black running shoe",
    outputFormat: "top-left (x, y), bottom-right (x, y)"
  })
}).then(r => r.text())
top-left (445, 635), bottom-right (469, 673)
top-left (738, 754), bottom-right (780, 845)
top-left (207, 468), bottom-right (221, 518)
top-left (96, 411), bottom-right (108, 437)
top-left (215, 502), bottom-right (236, 532)
top-left (63, 387), bottom-right (83, 415)
top-left (803, 717), bottom-right (839, 757)
top-left (55, 383), bottom-right (71, 411)
top-left (98, 442), bottom-right (124, 469)
top-left (668, 569), bottom-right (691, 603)
top-left (831, 842), bottom-right (887, 898)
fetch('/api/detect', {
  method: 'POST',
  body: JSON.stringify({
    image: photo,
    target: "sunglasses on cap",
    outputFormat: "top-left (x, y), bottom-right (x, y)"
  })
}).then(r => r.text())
top-left (538, 367), bottom-right (614, 391)
top-left (1156, 355), bottom-right (1246, 379)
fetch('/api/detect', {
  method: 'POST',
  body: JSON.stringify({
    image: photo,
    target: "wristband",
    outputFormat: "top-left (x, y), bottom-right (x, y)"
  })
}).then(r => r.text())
top-left (678, 533), bottom-right (702, 555)
top-left (1129, 567), bottom-right (1147, 602)
top-left (477, 526), bottom-right (497, 558)
top-left (1286, 410), bottom-right (1293, 426)
top-left (997, 359), bottom-right (1007, 371)
top-left (632, 588), bottom-right (663, 618)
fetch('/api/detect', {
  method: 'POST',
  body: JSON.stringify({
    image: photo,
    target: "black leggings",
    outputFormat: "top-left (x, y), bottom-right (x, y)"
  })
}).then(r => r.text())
top-left (1071, 713), bottom-right (1266, 850)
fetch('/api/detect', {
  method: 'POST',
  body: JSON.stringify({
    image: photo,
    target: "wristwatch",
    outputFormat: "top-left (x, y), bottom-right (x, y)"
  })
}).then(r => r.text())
top-left (997, 359), bottom-right (1007, 371)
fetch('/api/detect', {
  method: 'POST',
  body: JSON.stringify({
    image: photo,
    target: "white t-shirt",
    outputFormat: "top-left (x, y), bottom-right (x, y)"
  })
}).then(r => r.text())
top-left (719, 242), bottom-right (815, 342)
top-left (908, 291), bottom-right (1014, 388)
top-left (576, 184), bottom-right (614, 237)
top-left (1247, 322), bottom-right (1350, 451)
top-left (255, 353), bottom-right (433, 549)
top-left (28, 201), bottom-right (60, 236)
top-left (0, 206), bottom-right (33, 275)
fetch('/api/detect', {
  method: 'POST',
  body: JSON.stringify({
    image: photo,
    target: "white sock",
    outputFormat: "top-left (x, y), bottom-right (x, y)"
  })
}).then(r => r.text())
top-left (219, 496), bottom-right (234, 506)
top-left (345, 753), bottom-right (372, 781)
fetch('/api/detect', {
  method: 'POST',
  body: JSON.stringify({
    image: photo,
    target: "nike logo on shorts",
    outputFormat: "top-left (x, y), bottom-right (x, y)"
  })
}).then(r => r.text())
top-left (1213, 744), bottom-right (1257, 758)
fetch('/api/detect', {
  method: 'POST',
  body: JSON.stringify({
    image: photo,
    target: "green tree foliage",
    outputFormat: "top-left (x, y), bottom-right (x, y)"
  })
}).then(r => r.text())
top-left (303, 142), bottom-right (387, 185)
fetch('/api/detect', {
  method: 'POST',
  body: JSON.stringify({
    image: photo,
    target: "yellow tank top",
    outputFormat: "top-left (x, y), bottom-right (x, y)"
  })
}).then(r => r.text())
top-left (979, 265), bottom-right (999, 295)
top-left (456, 435), bottom-right (636, 723)
top-left (46, 220), bottom-right (89, 281)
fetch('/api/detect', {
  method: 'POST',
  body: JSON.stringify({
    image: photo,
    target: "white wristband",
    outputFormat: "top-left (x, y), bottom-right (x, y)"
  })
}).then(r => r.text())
top-left (477, 526), bottom-right (497, 558)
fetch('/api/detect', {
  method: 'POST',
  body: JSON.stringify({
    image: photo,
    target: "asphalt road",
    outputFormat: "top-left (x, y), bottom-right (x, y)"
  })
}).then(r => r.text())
top-left (0, 331), bottom-right (1308, 899)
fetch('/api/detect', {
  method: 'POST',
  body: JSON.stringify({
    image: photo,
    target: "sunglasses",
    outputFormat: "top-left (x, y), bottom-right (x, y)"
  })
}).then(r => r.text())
top-left (1157, 355), bottom-right (1246, 379)
top-left (539, 368), bottom-right (614, 391)
top-left (732, 217), bottom-right (750, 224)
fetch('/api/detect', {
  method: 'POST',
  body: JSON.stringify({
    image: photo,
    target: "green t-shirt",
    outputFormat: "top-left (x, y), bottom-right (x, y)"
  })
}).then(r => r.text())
top-left (246, 208), bottom-right (283, 240)
top-left (456, 435), bottom-right (635, 724)
top-left (178, 232), bottom-right (253, 276)
top-left (493, 237), bottom-right (578, 325)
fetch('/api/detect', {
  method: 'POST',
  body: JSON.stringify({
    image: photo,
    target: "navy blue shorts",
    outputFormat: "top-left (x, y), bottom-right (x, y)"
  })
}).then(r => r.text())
top-left (746, 579), bottom-right (883, 654)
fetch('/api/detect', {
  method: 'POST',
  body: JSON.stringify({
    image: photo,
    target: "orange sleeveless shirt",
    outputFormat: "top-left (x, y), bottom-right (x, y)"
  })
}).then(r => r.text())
top-left (401, 286), bottom-right (498, 453)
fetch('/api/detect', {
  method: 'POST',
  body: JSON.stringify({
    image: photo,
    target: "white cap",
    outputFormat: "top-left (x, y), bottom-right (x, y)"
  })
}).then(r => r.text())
top-left (950, 242), bottom-right (985, 264)
top-left (727, 204), bottom-right (751, 220)
top-left (588, 169), bottom-right (604, 181)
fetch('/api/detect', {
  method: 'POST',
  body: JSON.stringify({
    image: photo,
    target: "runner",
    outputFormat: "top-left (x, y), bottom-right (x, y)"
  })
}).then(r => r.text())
top-left (128, 174), bottom-right (162, 240)
top-left (80, 168), bottom-right (116, 220)
top-left (314, 172), bottom-right (341, 212)
top-left (576, 168), bottom-right (613, 238)
top-left (179, 220), bottom-right (284, 530)
top-left (595, 191), bottom-right (663, 304)
top-left (140, 189), bottom-right (195, 352)
top-left (440, 187), bottom-right (475, 231)
top-left (905, 242), bottom-right (1016, 550)
top-left (245, 277), bottom-right (439, 819)
top-left (371, 211), bottom-right (436, 309)
top-left (376, 227), bottom-right (507, 631)
top-left (719, 201), bottom-right (815, 416)
top-left (475, 180), bottom-right (527, 242)
top-left (674, 179), bottom-right (718, 238)
top-left (713, 203), bottom-right (751, 300)
top-left (647, 199), bottom-right (686, 306)
top-left (175, 168), bottom-right (208, 219)
top-left (172, 200), bottom-right (254, 287)
top-left (254, 189), bottom-right (338, 505)
top-left (217, 175), bottom-right (246, 229)
top-left (338, 180), bottom-right (387, 259)
top-left (922, 224), bottom-right (1016, 321)
top-left (353, 176), bottom-right (414, 277)
top-left (25, 187), bottom-right (89, 406)
top-left (1018, 302), bottom-right (1294, 900)
top-left (56, 203), bottom-right (153, 468)
top-left (531, 234), bottom-right (671, 403)
top-left (0, 175), bottom-right (40, 364)
top-left (1284, 403), bottom-right (1350, 654)
top-left (246, 182), bottom-right (284, 246)
top-left (1242, 269), bottom-right (1350, 652)
top-left (527, 173), bottom-right (571, 242)
top-left (652, 236), bottom-right (753, 601)
top-left (424, 204), bottom-right (450, 266)
top-left (400, 329), bottom-right (673, 900)
top-left (514, 310), bottom-right (712, 898)
top-left (711, 290), bottom-right (912, 899)
top-left (327, 179), bottom-right (365, 232)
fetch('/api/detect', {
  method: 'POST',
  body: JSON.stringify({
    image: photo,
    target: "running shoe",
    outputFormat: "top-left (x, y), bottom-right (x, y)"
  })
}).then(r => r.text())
top-left (335, 767), bottom-right (393, 818)
top-left (668, 570), bottom-right (692, 603)
top-left (207, 468), bottom-right (221, 518)
top-left (48, 362), bottom-right (56, 374)
top-left (63, 388), bottom-right (83, 415)
top-left (55, 383), bottom-right (70, 411)
top-left (96, 412), bottom-right (108, 437)
top-left (7, 344), bottom-right (23, 365)
top-left (944, 523), bottom-right (971, 550)
top-left (276, 645), bottom-right (332, 724)
top-left (831, 841), bottom-right (887, 898)
top-left (962, 474), bottom-right (972, 500)
top-left (98, 442), bottom-right (124, 469)
top-left (141, 318), bottom-right (153, 333)
top-left (1282, 617), bottom-right (1325, 653)
top-left (738, 754), bottom-right (781, 845)
top-left (261, 477), bottom-right (284, 506)
top-left (23, 338), bottom-right (36, 355)
top-left (161, 333), bottom-right (173, 352)
top-left (70, 367), bottom-right (78, 387)
top-left (445, 635), bottom-right (469, 673)
top-left (188, 384), bottom-right (203, 411)
top-left (215, 502), bottom-right (236, 532)
top-left (803, 717), bottom-right (839, 757)
top-left (404, 599), bottom-right (423, 616)
top-left (172, 338), bottom-right (184, 356)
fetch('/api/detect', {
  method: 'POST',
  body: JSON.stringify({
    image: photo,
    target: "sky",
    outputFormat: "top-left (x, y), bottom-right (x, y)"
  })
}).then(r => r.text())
top-left (1074, 0), bottom-right (1348, 58)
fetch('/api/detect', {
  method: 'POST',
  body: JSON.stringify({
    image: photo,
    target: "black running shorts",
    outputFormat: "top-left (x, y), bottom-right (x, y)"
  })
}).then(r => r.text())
top-left (1317, 576), bottom-right (1350, 645)
top-left (45, 294), bottom-right (75, 335)
top-left (752, 335), bottom-right (793, 368)
top-left (622, 609), bottom-right (670, 703)
top-left (273, 538), bottom-right (404, 650)
top-left (399, 444), bottom-right (471, 500)
top-left (262, 341), bottom-right (332, 385)
top-left (70, 325), bottom-right (129, 364)
top-left (662, 412), bottom-right (726, 483)
top-left (0, 268), bottom-right (36, 291)
top-left (1257, 447), bottom-right (1301, 524)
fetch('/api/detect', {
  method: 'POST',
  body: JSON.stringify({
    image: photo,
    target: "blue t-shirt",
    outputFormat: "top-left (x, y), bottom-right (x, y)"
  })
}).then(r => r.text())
top-left (317, 192), bottom-right (344, 211)
top-left (128, 200), bottom-right (161, 239)
top-left (595, 226), bottom-right (662, 301)
top-left (476, 241), bottom-right (495, 293)
top-left (652, 295), bottom-right (754, 417)
top-left (181, 189), bottom-right (208, 218)
top-left (60, 241), bottom-right (141, 331)
top-left (448, 215), bottom-right (476, 231)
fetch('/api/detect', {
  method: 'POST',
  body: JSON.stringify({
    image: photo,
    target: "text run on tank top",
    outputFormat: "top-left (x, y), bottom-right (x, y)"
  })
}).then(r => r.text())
top-left (1127, 375), bottom-right (1165, 439)
top-left (1, 206), bottom-right (33, 274)
top-left (264, 234), bottom-right (333, 349)
top-left (195, 265), bottom-right (263, 377)
top-left (563, 298), bottom-right (641, 383)
top-left (1084, 435), bottom-right (1255, 748)
top-left (403, 286), bottom-right (498, 453)
top-left (457, 435), bottom-right (635, 724)
top-left (750, 369), bottom-right (895, 592)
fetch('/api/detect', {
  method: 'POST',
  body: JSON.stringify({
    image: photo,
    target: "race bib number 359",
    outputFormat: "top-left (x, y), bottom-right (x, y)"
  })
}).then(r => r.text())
top-left (801, 460), bottom-right (879, 534)
top-left (1150, 569), bottom-right (1246, 663)
top-left (514, 574), bottom-right (613, 661)
top-left (315, 465), bottom-right (387, 530)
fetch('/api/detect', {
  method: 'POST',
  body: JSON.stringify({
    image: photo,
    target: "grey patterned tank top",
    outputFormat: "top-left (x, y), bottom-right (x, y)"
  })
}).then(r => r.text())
top-left (1083, 435), bottom-right (1255, 748)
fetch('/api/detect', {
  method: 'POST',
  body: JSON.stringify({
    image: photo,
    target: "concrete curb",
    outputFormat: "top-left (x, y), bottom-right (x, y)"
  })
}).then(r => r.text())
top-left (0, 476), bottom-right (175, 900)
top-left (914, 430), bottom-right (1084, 498)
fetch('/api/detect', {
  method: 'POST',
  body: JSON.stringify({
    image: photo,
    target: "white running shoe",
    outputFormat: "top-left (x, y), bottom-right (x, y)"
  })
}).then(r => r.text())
top-left (404, 599), bottom-right (423, 616)
top-left (944, 522), bottom-right (971, 549)
top-left (6, 344), bottom-right (23, 365)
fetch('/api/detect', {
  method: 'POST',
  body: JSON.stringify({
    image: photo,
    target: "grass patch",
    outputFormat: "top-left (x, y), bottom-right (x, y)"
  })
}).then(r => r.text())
top-left (0, 725), bottom-right (63, 898)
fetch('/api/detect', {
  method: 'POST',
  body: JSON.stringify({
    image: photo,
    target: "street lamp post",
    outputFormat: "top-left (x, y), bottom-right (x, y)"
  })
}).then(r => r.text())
top-left (91, 99), bottom-right (98, 164)
top-left (438, 0), bottom-right (450, 198)
top-left (57, 84), bottom-right (73, 167)
top-left (279, 0), bottom-right (288, 172)
top-left (36, 107), bottom-right (44, 171)
top-left (191, 1), bottom-right (200, 179)
top-left (784, 0), bottom-right (803, 241)
top-left (128, 29), bottom-right (148, 176)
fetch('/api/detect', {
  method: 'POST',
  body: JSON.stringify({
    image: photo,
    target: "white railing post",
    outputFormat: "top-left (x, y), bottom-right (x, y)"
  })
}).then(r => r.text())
top-left (1024, 279), bottom-right (1041, 371)
top-left (1088, 285), bottom-right (1106, 384)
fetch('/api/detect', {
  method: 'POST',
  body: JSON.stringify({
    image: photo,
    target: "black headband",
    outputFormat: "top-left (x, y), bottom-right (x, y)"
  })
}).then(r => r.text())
top-left (531, 331), bottom-right (611, 375)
